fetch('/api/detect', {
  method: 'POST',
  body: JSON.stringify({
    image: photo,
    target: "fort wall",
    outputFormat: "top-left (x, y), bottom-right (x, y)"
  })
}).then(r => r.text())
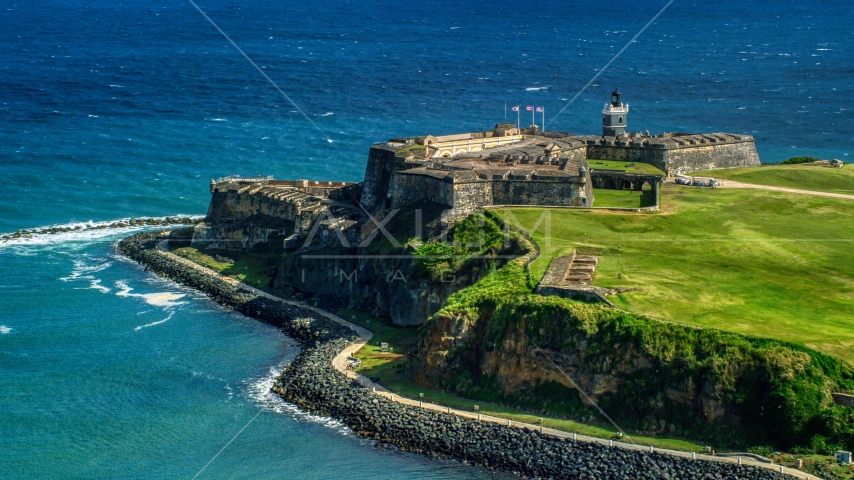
top-left (664, 140), bottom-right (760, 175)
top-left (360, 145), bottom-right (398, 213)
top-left (584, 134), bottom-right (760, 175)
top-left (491, 178), bottom-right (588, 207)
top-left (389, 171), bottom-right (454, 210)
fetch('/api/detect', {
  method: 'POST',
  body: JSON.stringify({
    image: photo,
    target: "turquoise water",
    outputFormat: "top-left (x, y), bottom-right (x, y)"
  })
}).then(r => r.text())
top-left (1, 0), bottom-right (851, 477)
top-left (0, 235), bottom-right (503, 479)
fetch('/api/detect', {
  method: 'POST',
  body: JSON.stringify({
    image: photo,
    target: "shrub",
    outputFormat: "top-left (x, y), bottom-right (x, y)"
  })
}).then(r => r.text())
top-left (781, 156), bottom-right (822, 165)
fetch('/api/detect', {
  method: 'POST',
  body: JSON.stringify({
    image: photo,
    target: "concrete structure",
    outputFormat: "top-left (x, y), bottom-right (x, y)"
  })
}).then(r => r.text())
top-left (837, 451), bottom-right (852, 464)
top-left (535, 251), bottom-right (613, 305)
top-left (832, 392), bottom-right (854, 409)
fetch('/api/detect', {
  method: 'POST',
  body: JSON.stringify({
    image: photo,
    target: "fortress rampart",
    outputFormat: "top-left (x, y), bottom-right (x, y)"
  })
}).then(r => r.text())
top-left (582, 133), bottom-right (760, 176)
top-left (194, 178), bottom-right (358, 250)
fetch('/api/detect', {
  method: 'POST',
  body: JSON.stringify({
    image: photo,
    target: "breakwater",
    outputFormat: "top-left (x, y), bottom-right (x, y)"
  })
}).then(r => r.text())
top-left (2, 216), bottom-right (200, 243)
top-left (116, 231), bottom-right (798, 479)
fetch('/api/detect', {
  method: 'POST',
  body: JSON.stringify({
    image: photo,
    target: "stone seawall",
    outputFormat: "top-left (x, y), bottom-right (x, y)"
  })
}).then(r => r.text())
top-left (115, 231), bottom-right (796, 480)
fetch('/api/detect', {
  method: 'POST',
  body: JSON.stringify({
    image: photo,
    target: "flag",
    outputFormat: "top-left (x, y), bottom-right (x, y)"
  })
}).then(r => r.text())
top-left (511, 106), bottom-right (520, 111)
top-left (526, 106), bottom-right (533, 111)
top-left (536, 106), bottom-right (544, 112)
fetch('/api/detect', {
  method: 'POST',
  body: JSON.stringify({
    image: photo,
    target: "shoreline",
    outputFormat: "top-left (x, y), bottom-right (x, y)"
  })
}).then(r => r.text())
top-left (116, 230), bottom-right (807, 480)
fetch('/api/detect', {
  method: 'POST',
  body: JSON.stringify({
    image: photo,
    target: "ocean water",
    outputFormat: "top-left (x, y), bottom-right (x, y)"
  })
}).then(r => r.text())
top-left (0, 0), bottom-right (851, 478)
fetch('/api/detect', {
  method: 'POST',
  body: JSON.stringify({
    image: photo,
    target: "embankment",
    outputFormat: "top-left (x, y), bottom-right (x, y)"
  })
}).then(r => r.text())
top-left (116, 231), bottom-right (797, 479)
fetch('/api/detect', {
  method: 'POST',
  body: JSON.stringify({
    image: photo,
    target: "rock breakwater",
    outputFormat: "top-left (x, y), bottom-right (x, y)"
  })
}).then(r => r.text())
top-left (116, 231), bottom-right (797, 479)
top-left (2, 216), bottom-right (200, 243)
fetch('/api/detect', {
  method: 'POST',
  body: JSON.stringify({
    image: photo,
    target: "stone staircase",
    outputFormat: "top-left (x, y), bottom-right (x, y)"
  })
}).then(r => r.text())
top-left (537, 250), bottom-right (611, 305)
top-left (539, 250), bottom-right (600, 287)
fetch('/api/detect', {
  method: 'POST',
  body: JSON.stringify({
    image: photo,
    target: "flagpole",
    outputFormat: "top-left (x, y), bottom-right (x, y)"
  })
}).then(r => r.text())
top-left (532, 108), bottom-right (534, 128)
top-left (516, 109), bottom-right (520, 130)
top-left (504, 102), bottom-right (507, 120)
top-left (542, 108), bottom-right (545, 133)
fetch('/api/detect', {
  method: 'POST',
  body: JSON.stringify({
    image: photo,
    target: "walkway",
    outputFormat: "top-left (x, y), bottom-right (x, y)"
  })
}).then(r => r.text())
top-left (717, 180), bottom-right (854, 200)
top-left (152, 243), bottom-right (816, 480)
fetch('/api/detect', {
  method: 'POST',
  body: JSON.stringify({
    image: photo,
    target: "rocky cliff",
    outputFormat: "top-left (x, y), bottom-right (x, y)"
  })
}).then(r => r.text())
top-left (409, 258), bottom-right (854, 451)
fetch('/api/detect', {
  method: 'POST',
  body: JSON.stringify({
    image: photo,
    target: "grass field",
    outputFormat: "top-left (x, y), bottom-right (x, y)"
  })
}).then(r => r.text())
top-left (592, 189), bottom-right (657, 208)
top-left (588, 159), bottom-right (665, 175)
top-left (170, 246), bottom-right (280, 287)
top-left (694, 164), bottom-right (854, 194)
top-left (505, 184), bottom-right (854, 364)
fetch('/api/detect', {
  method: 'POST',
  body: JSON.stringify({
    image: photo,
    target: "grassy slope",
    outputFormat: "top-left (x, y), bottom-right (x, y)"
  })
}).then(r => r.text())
top-left (506, 184), bottom-right (854, 364)
top-left (588, 159), bottom-right (665, 175)
top-left (694, 164), bottom-right (854, 194)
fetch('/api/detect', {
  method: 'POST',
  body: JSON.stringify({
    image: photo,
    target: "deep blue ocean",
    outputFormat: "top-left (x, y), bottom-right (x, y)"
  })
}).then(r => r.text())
top-left (1, 0), bottom-right (851, 478)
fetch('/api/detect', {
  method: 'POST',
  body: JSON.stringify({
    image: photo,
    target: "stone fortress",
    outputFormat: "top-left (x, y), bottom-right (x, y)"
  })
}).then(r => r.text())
top-left (361, 90), bottom-right (760, 219)
top-left (198, 90), bottom-right (761, 249)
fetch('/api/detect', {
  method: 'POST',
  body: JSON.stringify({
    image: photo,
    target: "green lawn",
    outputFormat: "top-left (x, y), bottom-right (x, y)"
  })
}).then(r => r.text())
top-left (694, 164), bottom-right (854, 194)
top-left (592, 189), bottom-right (657, 208)
top-left (588, 159), bottom-right (665, 175)
top-left (504, 184), bottom-right (854, 364)
top-left (170, 246), bottom-right (281, 287)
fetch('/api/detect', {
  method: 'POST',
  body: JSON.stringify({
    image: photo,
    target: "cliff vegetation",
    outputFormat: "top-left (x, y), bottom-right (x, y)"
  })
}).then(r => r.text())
top-left (411, 238), bottom-right (854, 452)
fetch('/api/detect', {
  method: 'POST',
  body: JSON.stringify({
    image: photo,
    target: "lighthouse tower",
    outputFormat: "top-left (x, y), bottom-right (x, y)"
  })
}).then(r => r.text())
top-left (602, 89), bottom-right (629, 137)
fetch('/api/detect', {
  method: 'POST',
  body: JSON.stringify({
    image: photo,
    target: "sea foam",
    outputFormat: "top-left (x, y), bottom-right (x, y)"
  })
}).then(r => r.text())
top-left (134, 311), bottom-right (175, 331)
top-left (115, 280), bottom-right (186, 308)
top-left (244, 358), bottom-right (351, 435)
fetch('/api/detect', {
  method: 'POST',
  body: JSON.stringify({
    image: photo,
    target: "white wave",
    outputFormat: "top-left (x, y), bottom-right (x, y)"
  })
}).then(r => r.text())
top-left (60, 259), bottom-right (113, 282)
top-left (88, 279), bottom-right (111, 294)
top-left (109, 84), bottom-right (125, 88)
top-left (0, 325), bottom-right (11, 334)
top-left (244, 360), bottom-right (350, 435)
top-left (317, 112), bottom-right (334, 117)
top-left (210, 118), bottom-right (227, 122)
top-left (525, 86), bottom-right (549, 91)
top-left (115, 280), bottom-right (186, 308)
top-left (0, 214), bottom-right (203, 249)
top-left (134, 311), bottom-right (175, 331)
top-left (88, 115), bottom-right (99, 118)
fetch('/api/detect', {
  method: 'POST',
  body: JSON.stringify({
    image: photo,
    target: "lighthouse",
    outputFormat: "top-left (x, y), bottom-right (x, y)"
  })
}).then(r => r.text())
top-left (602, 89), bottom-right (629, 137)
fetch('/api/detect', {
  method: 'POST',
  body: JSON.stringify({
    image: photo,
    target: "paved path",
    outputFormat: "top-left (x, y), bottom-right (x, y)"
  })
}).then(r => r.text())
top-left (153, 242), bottom-right (816, 480)
top-left (715, 180), bottom-right (854, 200)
